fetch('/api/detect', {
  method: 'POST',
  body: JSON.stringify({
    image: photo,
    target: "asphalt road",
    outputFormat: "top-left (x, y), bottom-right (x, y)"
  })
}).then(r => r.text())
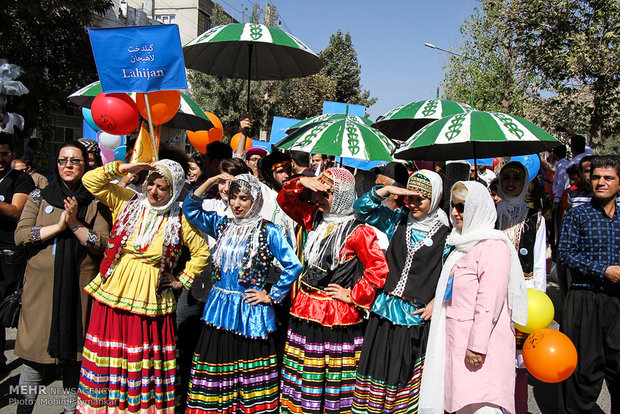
top-left (0, 279), bottom-right (611, 413)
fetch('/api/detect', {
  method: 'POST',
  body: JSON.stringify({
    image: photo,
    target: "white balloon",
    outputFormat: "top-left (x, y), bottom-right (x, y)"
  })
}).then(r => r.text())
top-left (98, 132), bottom-right (122, 150)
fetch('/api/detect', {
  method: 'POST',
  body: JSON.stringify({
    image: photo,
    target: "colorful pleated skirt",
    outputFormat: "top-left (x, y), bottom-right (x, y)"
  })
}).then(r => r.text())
top-left (352, 313), bottom-right (428, 414)
top-left (185, 324), bottom-right (279, 414)
top-left (77, 300), bottom-right (176, 414)
top-left (280, 317), bottom-right (364, 414)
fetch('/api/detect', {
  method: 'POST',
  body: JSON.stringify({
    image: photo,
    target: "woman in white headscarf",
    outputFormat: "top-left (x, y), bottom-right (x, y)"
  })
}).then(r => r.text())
top-left (76, 160), bottom-right (211, 414)
top-left (182, 173), bottom-right (302, 414)
top-left (496, 161), bottom-right (547, 414)
top-left (351, 170), bottom-right (451, 414)
top-left (277, 168), bottom-right (389, 414)
top-left (419, 181), bottom-right (527, 414)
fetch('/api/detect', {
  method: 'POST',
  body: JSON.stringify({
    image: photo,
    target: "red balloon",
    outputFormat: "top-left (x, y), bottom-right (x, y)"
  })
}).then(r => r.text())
top-left (91, 93), bottom-right (139, 135)
top-left (493, 157), bottom-right (500, 168)
top-left (136, 90), bottom-right (180, 126)
top-left (523, 329), bottom-right (578, 383)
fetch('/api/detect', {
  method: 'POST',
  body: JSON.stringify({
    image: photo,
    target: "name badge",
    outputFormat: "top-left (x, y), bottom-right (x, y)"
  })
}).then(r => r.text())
top-left (443, 272), bottom-right (455, 302)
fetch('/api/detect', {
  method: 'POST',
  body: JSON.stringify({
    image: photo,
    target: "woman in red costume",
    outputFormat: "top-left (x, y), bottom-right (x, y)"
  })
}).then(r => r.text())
top-left (277, 167), bottom-right (389, 414)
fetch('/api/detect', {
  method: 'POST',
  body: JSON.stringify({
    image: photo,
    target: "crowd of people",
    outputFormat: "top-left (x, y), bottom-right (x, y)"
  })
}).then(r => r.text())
top-left (0, 126), bottom-right (617, 414)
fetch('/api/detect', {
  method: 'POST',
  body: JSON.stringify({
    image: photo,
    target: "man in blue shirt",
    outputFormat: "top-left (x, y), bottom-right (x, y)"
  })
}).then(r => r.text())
top-left (558, 155), bottom-right (620, 413)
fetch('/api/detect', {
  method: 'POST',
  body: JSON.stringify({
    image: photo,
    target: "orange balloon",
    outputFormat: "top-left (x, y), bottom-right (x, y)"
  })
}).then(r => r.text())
top-left (187, 130), bottom-right (211, 154)
top-left (229, 133), bottom-right (252, 151)
top-left (523, 329), bottom-right (578, 383)
top-left (136, 90), bottom-right (181, 126)
top-left (204, 112), bottom-right (223, 142)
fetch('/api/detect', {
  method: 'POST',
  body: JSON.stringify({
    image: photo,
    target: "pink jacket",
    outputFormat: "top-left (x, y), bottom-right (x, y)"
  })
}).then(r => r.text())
top-left (444, 239), bottom-right (516, 413)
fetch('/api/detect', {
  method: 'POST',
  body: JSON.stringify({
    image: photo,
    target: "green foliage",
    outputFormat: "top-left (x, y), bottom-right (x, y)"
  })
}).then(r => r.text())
top-left (440, 1), bottom-right (540, 116)
top-left (319, 30), bottom-right (377, 109)
top-left (442, 0), bottom-right (620, 147)
top-left (0, 0), bottom-right (113, 135)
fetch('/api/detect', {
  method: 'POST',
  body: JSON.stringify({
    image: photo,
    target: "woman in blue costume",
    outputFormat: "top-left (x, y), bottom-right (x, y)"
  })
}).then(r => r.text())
top-left (352, 170), bottom-right (451, 414)
top-left (182, 172), bottom-right (302, 414)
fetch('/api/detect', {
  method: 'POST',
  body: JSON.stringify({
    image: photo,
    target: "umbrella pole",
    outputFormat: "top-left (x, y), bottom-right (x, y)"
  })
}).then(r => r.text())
top-left (246, 43), bottom-right (253, 113)
top-left (473, 141), bottom-right (478, 181)
top-left (143, 93), bottom-right (159, 162)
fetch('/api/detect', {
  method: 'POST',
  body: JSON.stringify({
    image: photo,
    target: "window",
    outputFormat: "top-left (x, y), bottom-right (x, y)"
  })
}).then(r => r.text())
top-left (205, 19), bottom-right (212, 32)
top-left (156, 14), bottom-right (176, 24)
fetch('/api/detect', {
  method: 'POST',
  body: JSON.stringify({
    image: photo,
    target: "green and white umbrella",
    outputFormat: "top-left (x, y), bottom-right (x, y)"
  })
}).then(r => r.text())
top-left (373, 99), bottom-right (473, 141)
top-left (275, 114), bottom-right (395, 162)
top-left (68, 81), bottom-right (213, 131)
top-left (394, 110), bottom-right (560, 161)
top-left (183, 23), bottom-right (323, 111)
top-left (285, 113), bottom-right (372, 134)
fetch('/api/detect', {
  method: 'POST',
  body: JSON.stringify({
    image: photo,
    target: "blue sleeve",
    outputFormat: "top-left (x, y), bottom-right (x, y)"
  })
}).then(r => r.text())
top-left (353, 185), bottom-right (405, 240)
top-left (182, 191), bottom-right (224, 238)
top-left (558, 208), bottom-right (607, 279)
top-left (265, 223), bottom-right (302, 303)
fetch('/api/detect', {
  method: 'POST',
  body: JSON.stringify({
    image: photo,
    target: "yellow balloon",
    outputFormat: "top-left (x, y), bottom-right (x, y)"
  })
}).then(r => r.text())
top-left (515, 288), bottom-right (555, 333)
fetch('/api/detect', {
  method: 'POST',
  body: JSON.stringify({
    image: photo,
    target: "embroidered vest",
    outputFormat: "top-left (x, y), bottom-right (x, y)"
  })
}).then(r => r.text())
top-left (212, 217), bottom-right (273, 288)
top-left (100, 195), bottom-right (183, 297)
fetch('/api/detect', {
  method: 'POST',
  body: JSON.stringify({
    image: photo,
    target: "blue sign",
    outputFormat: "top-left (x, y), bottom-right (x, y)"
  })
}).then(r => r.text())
top-left (270, 116), bottom-right (300, 143)
top-left (88, 25), bottom-right (187, 93)
top-left (322, 101), bottom-right (365, 117)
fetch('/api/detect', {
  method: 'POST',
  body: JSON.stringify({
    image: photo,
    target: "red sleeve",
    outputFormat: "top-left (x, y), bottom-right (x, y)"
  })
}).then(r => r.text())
top-left (341, 225), bottom-right (389, 309)
top-left (277, 178), bottom-right (318, 232)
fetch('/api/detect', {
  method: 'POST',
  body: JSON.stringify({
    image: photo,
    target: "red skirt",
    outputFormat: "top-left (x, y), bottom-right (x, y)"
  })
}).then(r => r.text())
top-left (77, 300), bottom-right (176, 414)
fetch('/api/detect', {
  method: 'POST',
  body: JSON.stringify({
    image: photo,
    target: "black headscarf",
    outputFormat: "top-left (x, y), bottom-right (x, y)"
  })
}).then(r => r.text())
top-left (42, 141), bottom-right (94, 361)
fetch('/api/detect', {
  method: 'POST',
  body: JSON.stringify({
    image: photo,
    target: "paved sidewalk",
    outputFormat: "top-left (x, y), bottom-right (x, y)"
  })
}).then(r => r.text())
top-left (0, 281), bottom-right (611, 413)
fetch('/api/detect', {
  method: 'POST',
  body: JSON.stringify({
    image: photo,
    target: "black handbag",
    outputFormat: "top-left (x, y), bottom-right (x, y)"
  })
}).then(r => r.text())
top-left (0, 286), bottom-right (22, 328)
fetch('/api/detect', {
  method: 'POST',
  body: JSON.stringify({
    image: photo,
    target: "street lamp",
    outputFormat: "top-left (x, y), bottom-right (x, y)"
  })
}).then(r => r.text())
top-left (424, 43), bottom-right (483, 64)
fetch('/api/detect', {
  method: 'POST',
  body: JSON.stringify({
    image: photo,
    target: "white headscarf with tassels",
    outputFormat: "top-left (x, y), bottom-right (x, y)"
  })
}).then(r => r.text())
top-left (418, 180), bottom-right (528, 414)
top-left (211, 173), bottom-right (265, 274)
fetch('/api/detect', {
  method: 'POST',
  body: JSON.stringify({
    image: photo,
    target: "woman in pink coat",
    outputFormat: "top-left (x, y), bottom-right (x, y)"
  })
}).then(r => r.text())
top-left (418, 181), bottom-right (528, 414)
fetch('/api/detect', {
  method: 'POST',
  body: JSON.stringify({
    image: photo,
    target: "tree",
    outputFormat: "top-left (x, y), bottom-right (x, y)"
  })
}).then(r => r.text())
top-left (506, 0), bottom-right (620, 147)
top-left (442, 0), bottom-right (620, 149)
top-left (0, 0), bottom-right (113, 135)
top-left (274, 74), bottom-right (337, 120)
top-left (319, 30), bottom-right (377, 109)
top-left (440, 1), bottom-right (540, 116)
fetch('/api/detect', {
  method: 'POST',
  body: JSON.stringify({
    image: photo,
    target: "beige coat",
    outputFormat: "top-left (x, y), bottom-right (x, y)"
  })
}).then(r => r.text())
top-left (14, 188), bottom-right (110, 364)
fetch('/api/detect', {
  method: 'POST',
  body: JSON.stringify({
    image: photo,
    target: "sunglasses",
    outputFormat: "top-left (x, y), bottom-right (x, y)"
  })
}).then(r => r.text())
top-left (57, 158), bottom-right (84, 166)
top-left (451, 201), bottom-right (465, 214)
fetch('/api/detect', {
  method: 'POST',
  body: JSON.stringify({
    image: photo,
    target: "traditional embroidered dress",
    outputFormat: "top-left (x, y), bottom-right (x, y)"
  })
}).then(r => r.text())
top-left (76, 161), bottom-right (210, 414)
top-left (352, 171), bottom-right (451, 414)
top-left (182, 173), bottom-right (302, 414)
top-left (277, 168), bottom-right (389, 414)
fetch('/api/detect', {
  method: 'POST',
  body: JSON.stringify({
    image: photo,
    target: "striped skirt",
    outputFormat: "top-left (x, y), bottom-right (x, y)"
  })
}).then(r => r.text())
top-left (352, 313), bottom-right (428, 414)
top-left (77, 300), bottom-right (176, 414)
top-left (280, 317), bottom-right (364, 414)
top-left (185, 324), bottom-right (279, 414)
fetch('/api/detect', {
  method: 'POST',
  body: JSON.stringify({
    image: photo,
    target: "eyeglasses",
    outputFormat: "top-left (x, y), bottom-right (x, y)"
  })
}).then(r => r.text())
top-left (57, 158), bottom-right (84, 166)
top-left (451, 201), bottom-right (465, 213)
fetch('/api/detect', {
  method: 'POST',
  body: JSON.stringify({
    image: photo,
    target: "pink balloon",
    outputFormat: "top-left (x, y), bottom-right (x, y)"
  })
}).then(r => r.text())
top-left (100, 146), bottom-right (116, 164)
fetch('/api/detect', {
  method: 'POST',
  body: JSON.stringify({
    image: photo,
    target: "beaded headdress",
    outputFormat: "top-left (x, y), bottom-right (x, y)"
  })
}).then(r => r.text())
top-left (407, 172), bottom-right (433, 199)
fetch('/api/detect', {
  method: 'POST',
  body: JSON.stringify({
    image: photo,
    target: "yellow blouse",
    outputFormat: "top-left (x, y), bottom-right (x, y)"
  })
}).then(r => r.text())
top-left (82, 162), bottom-right (210, 316)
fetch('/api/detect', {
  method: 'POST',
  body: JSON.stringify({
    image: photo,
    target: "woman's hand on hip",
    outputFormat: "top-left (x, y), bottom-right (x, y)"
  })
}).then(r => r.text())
top-left (325, 283), bottom-right (352, 303)
top-left (244, 289), bottom-right (271, 305)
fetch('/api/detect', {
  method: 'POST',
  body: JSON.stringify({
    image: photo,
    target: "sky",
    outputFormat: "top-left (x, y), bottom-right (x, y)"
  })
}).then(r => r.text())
top-left (217, 0), bottom-right (480, 122)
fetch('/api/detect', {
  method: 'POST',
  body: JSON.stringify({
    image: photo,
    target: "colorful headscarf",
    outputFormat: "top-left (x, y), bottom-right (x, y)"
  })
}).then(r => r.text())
top-left (407, 169), bottom-right (450, 232)
top-left (304, 168), bottom-right (358, 270)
